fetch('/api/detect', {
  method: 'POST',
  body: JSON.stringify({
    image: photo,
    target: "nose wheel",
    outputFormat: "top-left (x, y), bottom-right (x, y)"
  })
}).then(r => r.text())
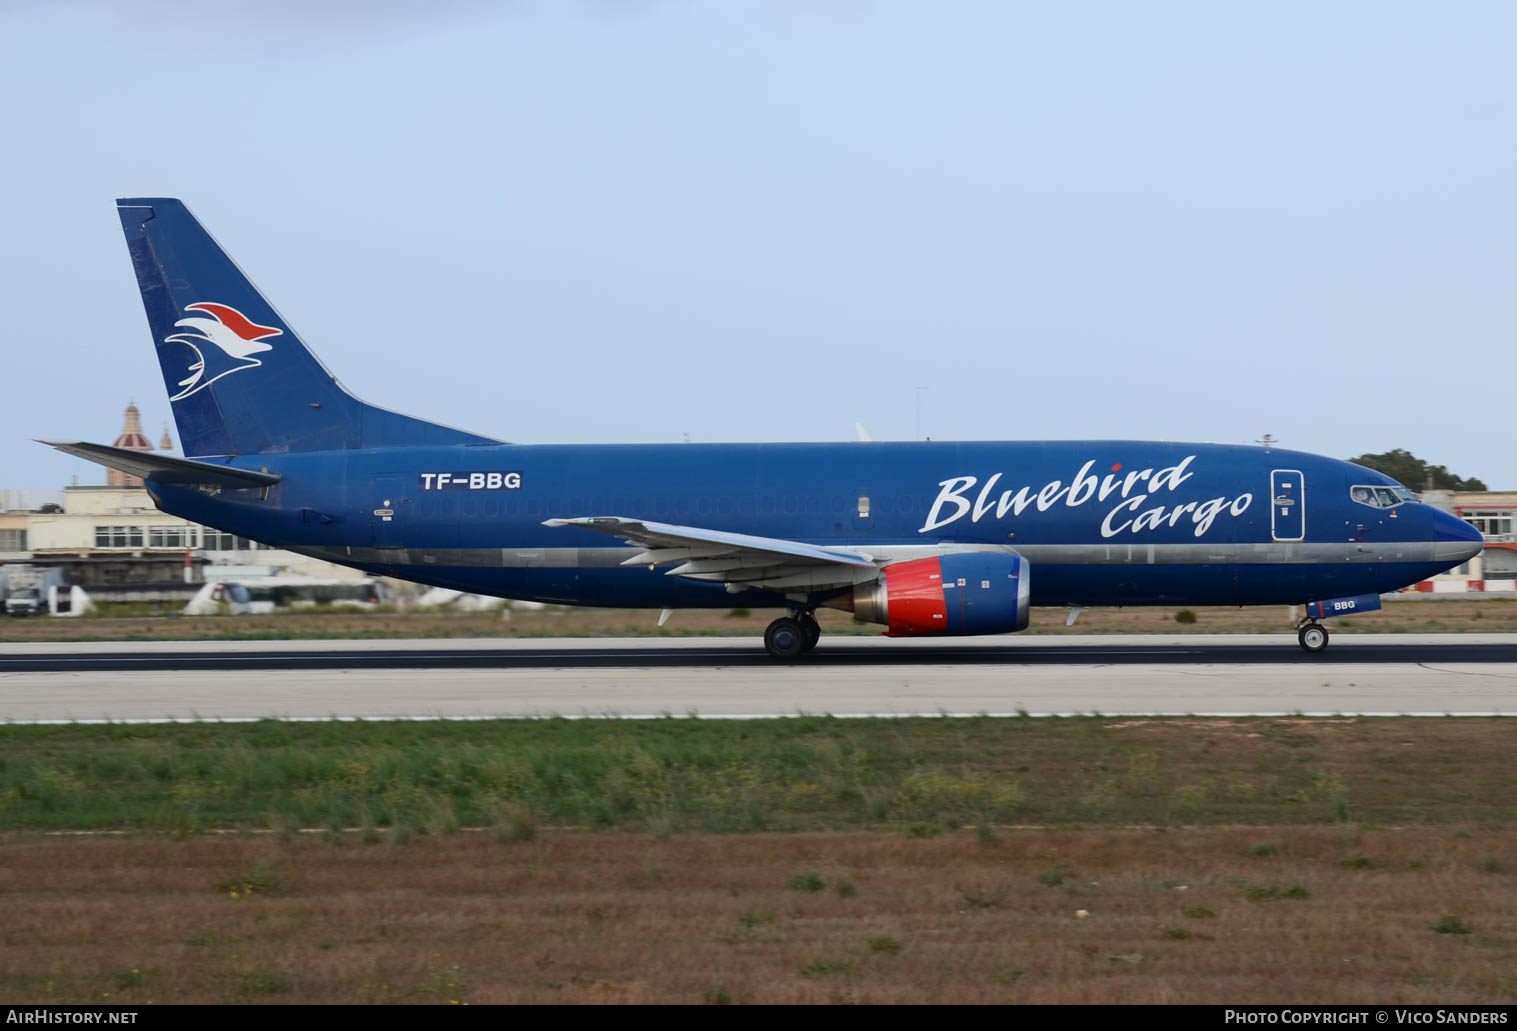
top-left (1297, 622), bottom-right (1329, 654)
top-left (764, 612), bottom-right (821, 660)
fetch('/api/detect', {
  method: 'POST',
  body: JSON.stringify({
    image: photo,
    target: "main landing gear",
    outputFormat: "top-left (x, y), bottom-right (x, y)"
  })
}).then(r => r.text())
top-left (1297, 621), bottom-right (1329, 654)
top-left (764, 612), bottom-right (821, 660)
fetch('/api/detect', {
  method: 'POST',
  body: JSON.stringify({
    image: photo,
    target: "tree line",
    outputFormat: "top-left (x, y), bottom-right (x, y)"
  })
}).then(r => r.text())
top-left (1347, 449), bottom-right (1487, 491)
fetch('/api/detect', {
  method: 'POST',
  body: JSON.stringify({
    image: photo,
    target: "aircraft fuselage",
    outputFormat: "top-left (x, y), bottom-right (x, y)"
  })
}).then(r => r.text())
top-left (147, 439), bottom-right (1479, 610)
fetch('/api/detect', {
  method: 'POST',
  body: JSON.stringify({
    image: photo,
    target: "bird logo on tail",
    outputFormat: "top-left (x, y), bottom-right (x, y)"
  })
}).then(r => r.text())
top-left (164, 302), bottom-right (282, 402)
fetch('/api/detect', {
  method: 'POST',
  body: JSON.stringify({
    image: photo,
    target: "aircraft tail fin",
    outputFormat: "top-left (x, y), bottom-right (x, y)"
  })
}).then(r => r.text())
top-left (115, 198), bottom-right (501, 458)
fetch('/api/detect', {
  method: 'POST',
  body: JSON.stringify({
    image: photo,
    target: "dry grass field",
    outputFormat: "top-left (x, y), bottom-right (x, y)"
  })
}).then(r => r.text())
top-left (1, 717), bottom-right (1515, 1003)
top-left (1, 596), bottom-right (1513, 642)
top-left (2, 827), bottom-right (1515, 1005)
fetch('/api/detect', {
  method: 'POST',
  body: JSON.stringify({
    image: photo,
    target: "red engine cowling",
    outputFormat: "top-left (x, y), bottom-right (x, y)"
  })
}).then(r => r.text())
top-left (852, 552), bottom-right (1030, 636)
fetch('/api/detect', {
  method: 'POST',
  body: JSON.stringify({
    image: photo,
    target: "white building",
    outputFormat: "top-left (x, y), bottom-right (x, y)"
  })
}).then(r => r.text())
top-left (0, 401), bottom-right (367, 601)
top-left (1420, 489), bottom-right (1517, 592)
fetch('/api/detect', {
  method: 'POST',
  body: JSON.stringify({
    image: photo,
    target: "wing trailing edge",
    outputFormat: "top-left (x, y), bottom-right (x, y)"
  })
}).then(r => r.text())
top-left (543, 515), bottom-right (880, 591)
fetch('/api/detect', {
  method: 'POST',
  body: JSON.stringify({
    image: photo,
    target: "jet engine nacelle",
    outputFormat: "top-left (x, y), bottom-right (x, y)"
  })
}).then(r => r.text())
top-left (853, 552), bottom-right (1030, 636)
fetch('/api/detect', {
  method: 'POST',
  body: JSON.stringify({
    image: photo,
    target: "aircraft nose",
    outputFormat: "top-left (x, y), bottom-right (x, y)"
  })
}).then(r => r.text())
top-left (1431, 507), bottom-right (1484, 563)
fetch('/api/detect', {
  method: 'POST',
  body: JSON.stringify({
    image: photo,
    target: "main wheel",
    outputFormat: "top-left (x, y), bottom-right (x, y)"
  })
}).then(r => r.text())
top-left (764, 617), bottom-right (808, 660)
top-left (1298, 623), bottom-right (1329, 654)
top-left (798, 614), bottom-right (821, 653)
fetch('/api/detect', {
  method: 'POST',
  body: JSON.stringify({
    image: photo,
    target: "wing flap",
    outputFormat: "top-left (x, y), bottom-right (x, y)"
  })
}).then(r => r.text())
top-left (544, 516), bottom-right (879, 591)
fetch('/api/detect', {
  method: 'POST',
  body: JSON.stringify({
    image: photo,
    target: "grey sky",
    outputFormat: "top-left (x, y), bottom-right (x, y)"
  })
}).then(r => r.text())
top-left (1, 1), bottom-right (1512, 488)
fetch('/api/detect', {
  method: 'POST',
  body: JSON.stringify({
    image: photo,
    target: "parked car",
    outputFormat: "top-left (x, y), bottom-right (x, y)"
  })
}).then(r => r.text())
top-left (4, 586), bottom-right (44, 617)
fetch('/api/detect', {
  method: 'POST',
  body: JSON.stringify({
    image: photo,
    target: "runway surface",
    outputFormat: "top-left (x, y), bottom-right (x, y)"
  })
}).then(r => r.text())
top-left (2, 634), bottom-right (1516, 722)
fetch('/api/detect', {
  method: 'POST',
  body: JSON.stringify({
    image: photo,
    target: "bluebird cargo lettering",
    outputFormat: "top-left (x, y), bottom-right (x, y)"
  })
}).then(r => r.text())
top-left (921, 456), bottom-right (1253, 538)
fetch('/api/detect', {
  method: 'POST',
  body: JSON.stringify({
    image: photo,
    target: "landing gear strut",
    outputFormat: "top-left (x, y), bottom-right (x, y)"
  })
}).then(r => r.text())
top-left (1297, 622), bottom-right (1329, 654)
top-left (797, 613), bottom-right (821, 653)
top-left (764, 611), bottom-right (821, 660)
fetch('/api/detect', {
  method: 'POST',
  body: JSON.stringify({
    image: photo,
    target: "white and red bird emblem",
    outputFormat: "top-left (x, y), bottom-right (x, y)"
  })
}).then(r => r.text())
top-left (165, 302), bottom-right (282, 401)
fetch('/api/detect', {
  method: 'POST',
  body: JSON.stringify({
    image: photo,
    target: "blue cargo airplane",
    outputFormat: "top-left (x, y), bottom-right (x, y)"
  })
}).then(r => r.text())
top-left (43, 199), bottom-right (1484, 658)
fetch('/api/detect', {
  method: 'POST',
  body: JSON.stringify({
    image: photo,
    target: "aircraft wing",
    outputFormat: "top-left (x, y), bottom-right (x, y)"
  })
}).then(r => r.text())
top-left (542, 516), bottom-right (880, 591)
top-left (39, 440), bottom-right (281, 489)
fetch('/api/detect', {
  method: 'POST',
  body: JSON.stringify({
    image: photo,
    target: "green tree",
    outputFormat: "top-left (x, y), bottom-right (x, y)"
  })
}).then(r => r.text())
top-left (1346, 449), bottom-right (1487, 491)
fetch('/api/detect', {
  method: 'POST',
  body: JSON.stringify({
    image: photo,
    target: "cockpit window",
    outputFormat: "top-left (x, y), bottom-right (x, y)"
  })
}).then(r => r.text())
top-left (1351, 485), bottom-right (1416, 509)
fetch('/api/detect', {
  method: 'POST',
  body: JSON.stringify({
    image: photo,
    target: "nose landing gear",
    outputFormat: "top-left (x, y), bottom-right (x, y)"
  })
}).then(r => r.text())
top-left (764, 611), bottom-right (821, 660)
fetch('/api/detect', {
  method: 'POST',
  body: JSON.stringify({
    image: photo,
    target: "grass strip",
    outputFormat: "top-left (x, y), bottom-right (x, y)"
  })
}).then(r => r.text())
top-left (2, 715), bottom-right (1514, 835)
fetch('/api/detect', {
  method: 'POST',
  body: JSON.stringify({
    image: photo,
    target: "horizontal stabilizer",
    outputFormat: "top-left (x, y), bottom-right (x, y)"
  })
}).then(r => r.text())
top-left (38, 440), bottom-right (281, 489)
